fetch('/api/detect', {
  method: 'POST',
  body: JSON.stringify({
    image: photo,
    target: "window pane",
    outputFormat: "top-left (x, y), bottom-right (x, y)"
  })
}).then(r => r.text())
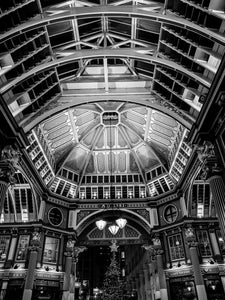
top-left (16, 235), bottom-right (30, 261)
top-left (168, 234), bottom-right (185, 261)
top-left (0, 236), bottom-right (10, 261)
top-left (43, 237), bottom-right (59, 263)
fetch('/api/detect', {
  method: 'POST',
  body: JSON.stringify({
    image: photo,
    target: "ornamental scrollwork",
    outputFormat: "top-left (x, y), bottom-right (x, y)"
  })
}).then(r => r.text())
top-left (0, 145), bottom-right (21, 184)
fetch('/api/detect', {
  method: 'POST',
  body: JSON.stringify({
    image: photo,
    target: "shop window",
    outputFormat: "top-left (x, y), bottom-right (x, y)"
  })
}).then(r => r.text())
top-left (205, 276), bottom-right (225, 300)
top-left (216, 231), bottom-right (225, 256)
top-left (43, 237), bottom-right (59, 263)
top-left (15, 235), bottom-right (30, 261)
top-left (0, 235), bottom-right (10, 261)
top-left (168, 234), bottom-right (185, 261)
top-left (196, 230), bottom-right (212, 257)
top-left (170, 277), bottom-right (197, 300)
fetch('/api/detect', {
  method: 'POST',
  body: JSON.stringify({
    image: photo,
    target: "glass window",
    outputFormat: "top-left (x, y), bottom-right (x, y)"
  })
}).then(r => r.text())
top-left (164, 205), bottom-right (178, 223)
top-left (216, 231), bottom-right (225, 256)
top-left (0, 236), bottom-right (10, 261)
top-left (16, 235), bottom-right (30, 261)
top-left (43, 237), bottom-right (59, 263)
top-left (168, 234), bottom-right (185, 261)
top-left (197, 230), bottom-right (212, 257)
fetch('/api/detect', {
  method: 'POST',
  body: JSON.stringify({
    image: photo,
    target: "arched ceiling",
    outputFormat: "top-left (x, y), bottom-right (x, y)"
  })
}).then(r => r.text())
top-left (2, 0), bottom-right (224, 200)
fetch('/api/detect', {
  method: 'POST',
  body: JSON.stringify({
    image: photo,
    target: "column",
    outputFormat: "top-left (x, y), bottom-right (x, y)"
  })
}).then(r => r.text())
top-left (139, 271), bottom-right (145, 300)
top-left (22, 231), bottom-right (41, 300)
top-left (68, 246), bottom-right (86, 300)
top-left (143, 267), bottom-right (151, 300)
top-left (135, 276), bottom-right (141, 300)
top-left (36, 231), bottom-right (44, 269)
top-left (185, 226), bottom-right (207, 300)
top-left (209, 229), bottom-right (221, 261)
top-left (4, 229), bottom-right (18, 269)
top-left (62, 254), bottom-right (72, 300)
top-left (208, 174), bottom-right (225, 241)
top-left (155, 250), bottom-right (168, 300)
top-left (0, 281), bottom-right (8, 300)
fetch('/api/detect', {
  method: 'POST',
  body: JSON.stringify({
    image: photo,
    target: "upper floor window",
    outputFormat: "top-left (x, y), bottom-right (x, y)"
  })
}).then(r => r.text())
top-left (0, 236), bottom-right (10, 261)
top-left (216, 230), bottom-right (225, 256)
top-left (190, 183), bottom-right (215, 218)
top-left (196, 230), bottom-right (212, 257)
top-left (43, 236), bottom-right (59, 264)
top-left (15, 235), bottom-right (30, 261)
top-left (168, 234), bottom-right (185, 261)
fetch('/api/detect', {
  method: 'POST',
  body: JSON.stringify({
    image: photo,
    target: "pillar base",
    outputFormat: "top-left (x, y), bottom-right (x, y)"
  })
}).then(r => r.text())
top-left (62, 291), bottom-right (69, 300)
top-left (22, 289), bottom-right (32, 300)
top-left (196, 285), bottom-right (208, 300)
top-left (160, 288), bottom-right (168, 300)
top-left (68, 292), bottom-right (75, 300)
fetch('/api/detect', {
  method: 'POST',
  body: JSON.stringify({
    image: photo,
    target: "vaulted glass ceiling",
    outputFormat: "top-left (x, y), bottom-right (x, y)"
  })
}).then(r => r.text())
top-left (1, 0), bottom-right (225, 201)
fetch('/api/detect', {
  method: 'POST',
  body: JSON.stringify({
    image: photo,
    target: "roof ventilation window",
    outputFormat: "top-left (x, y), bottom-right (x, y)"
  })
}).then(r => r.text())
top-left (102, 112), bottom-right (119, 125)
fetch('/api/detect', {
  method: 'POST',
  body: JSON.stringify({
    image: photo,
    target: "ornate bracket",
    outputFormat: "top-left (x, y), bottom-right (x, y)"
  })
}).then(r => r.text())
top-left (0, 145), bottom-right (21, 184)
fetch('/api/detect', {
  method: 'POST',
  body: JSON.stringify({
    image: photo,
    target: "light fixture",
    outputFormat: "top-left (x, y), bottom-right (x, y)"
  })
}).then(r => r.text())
top-left (96, 220), bottom-right (107, 230)
top-left (95, 113), bottom-right (127, 235)
top-left (108, 224), bottom-right (120, 235)
top-left (115, 217), bottom-right (127, 229)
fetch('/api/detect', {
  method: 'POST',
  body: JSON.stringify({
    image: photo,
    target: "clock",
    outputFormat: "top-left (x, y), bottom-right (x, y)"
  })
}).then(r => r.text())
top-left (48, 207), bottom-right (63, 226)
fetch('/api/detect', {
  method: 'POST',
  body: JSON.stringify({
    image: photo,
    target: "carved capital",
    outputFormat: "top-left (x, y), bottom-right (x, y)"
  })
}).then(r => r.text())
top-left (1, 145), bottom-right (21, 166)
top-left (195, 142), bottom-right (214, 164)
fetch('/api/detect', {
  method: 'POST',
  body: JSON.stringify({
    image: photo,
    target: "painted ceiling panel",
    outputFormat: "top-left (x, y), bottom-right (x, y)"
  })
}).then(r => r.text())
top-left (52, 134), bottom-right (74, 149)
top-left (124, 111), bottom-right (146, 125)
top-left (123, 126), bottom-right (142, 146)
top-left (136, 144), bottom-right (159, 170)
top-left (152, 111), bottom-right (178, 128)
top-left (149, 133), bottom-right (172, 147)
top-left (118, 130), bottom-right (128, 148)
top-left (86, 155), bottom-right (95, 173)
top-left (75, 112), bottom-right (98, 126)
top-left (150, 123), bottom-right (174, 138)
top-left (73, 109), bottom-right (89, 117)
top-left (118, 152), bottom-right (126, 172)
top-left (82, 127), bottom-right (100, 148)
top-left (95, 132), bottom-right (104, 149)
top-left (129, 153), bottom-right (139, 172)
top-left (64, 146), bottom-right (88, 172)
top-left (96, 152), bottom-right (106, 173)
top-left (77, 117), bottom-right (100, 138)
top-left (47, 125), bottom-right (71, 140)
top-left (43, 114), bottom-right (68, 131)
top-left (121, 117), bottom-right (145, 138)
top-left (108, 152), bottom-right (116, 173)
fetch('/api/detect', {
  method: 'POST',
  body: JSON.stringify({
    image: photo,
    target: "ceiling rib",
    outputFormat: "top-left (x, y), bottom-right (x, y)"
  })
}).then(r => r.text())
top-left (118, 124), bottom-right (149, 195)
top-left (76, 125), bottom-right (104, 196)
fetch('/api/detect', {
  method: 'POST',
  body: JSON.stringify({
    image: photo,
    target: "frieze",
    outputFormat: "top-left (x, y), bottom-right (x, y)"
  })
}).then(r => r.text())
top-left (77, 202), bottom-right (148, 210)
top-left (157, 193), bottom-right (178, 205)
top-left (48, 197), bottom-right (70, 208)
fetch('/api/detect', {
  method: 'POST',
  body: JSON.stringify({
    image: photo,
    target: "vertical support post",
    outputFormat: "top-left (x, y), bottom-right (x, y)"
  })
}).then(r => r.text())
top-left (22, 231), bottom-right (41, 300)
top-left (185, 225), bottom-right (208, 300)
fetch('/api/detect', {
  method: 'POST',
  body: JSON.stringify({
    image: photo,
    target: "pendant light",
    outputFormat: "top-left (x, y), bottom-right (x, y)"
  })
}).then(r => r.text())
top-left (115, 217), bottom-right (127, 229)
top-left (96, 219), bottom-right (107, 230)
top-left (108, 224), bottom-right (120, 235)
